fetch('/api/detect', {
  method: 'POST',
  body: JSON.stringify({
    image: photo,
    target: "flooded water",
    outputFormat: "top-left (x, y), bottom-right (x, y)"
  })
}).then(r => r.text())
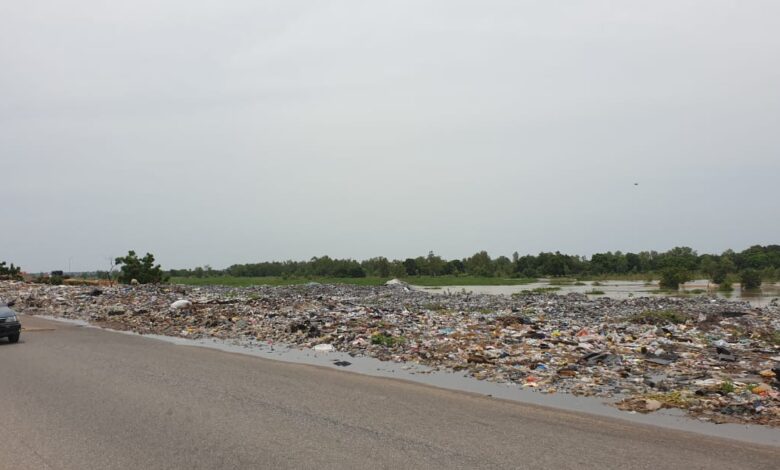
top-left (416, 280), bottom-right (780, 307)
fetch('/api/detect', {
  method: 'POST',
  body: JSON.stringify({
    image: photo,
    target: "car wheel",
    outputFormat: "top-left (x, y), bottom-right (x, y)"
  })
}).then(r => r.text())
top-left (8, 333), bottom-right (20, 343)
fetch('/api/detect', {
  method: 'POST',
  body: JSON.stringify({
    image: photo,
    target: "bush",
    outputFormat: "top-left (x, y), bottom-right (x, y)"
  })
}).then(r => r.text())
top-left (115, 251), bottom-right (165, 284)
top-left (740, 269), bottom-right (762, 290)
top-left (659, 268), bottom-right (691, 290)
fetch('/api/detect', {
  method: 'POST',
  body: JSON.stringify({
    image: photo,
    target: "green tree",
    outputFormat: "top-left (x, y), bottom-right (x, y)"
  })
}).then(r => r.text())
top-left (709, 257), bottom-right (733, 285)
top-left (464, 251), bottom-right (494, 277)
top-left (426, 251), bottom-right (446, 276)
top-left (699, 255), bottom-right (718, 280)
top-left (494, 256), bottom-right (513, 277)
top-left (739, 268), bottom-right (762, 290)
top-left (115, 251), bottom-right (164, 284)
top-left (445, 259), bottom-right (465, 275)
top-left (361, 257), bottom-right (391, 277)
top-left (403, 258), bottom-right (419, 276)
top-left (658, 247), bottom-right (698, 271)
top-left (659, 267), bottom-right (691, 290)
top-left (0, 261), bottom-right (22, 279)
top-left (625, 252), bottom-right (641, 273)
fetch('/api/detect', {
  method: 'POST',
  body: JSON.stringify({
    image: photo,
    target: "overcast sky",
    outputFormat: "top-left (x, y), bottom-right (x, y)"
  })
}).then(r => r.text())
top-left (1, 1), bottom-right (778, 272)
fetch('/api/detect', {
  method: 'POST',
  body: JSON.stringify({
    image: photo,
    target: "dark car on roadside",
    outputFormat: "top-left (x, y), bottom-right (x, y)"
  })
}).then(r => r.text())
top-left (0, 303), bottom-right (21, 343)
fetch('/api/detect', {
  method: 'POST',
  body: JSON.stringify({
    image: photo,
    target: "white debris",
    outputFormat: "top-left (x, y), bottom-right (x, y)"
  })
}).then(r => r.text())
top-left (170, 299), bottom-right (192, 310)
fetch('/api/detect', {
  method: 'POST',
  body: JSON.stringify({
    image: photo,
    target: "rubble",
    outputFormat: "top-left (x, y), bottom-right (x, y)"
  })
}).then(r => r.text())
top-left (2, 280), bottom-right (779, 426)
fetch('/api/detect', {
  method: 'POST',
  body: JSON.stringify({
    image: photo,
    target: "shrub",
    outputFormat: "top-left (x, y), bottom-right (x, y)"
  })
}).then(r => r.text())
top-left (115, 251), bottom-right (165, 284)
top-left (630, 310), bottom-right (688, 325)
top-left (740, 269), bottom-right (762, 290)
top-left (32, 275), bottom-right (63, 285)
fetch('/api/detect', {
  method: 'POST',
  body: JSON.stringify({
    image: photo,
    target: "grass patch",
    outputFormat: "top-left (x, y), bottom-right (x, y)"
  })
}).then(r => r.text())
top-left (573, 281), bottom-right (587, 286)
top-left (644, 391), bottom-right (692, 408)
top-left (585, 289), bottom-right (605, 295)
top-left (756, 330), bottom-right (780, 346)
top-left (513, 287), bottom-right (561, 297)
top-left (533, 286), bottom-right (561, 293)
top-left (422, 302), bottom-right (449, 312)
top-left (371, 333), bottom-right (404, 347)
top-left (629, 309), bottom-right (688, 325)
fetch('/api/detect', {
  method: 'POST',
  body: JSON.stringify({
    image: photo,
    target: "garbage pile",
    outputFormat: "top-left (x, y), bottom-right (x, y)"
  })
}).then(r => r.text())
top-left (2, 280), bottom-right (779, 426)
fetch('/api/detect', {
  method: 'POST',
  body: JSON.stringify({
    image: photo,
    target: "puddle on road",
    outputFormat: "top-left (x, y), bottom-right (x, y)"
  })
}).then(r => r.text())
top-left (33, 314), bottom-right (780, 447)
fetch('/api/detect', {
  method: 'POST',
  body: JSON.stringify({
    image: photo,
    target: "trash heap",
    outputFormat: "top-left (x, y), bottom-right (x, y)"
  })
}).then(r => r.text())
top-left (2, 280), bottom-right (779, 426)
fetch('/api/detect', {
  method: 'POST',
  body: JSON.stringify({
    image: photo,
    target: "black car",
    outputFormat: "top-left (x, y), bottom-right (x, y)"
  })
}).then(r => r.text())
top-left (0, 303), bottom-right (21, 343)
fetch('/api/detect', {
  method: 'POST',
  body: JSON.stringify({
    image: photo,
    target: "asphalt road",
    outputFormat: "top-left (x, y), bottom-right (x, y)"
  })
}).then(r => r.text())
top-left (2, 316), bottom-right (779, 470)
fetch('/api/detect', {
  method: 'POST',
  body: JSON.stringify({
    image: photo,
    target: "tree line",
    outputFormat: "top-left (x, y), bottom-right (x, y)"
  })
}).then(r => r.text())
top-left (6, 245), bottom-right (778, 287)
top-left (168, 245), bottom-right (780, 282)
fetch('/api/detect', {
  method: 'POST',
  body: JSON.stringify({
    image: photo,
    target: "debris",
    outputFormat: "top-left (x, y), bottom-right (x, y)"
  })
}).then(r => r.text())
top-left (170, 300), bottom-right (192, 310)
top-left (106, 306), bottom-right (125, 316)
top-left (581, 352), bottom-right (622, 367)
top-left (645, 399), bottom-right (663, 412)
top-left (753, 383), bottom-right (772, 394)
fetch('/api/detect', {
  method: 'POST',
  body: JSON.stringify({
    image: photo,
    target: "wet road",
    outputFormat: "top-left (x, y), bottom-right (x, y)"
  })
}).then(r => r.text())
top-left (2, 316), bottom-right (778, 470)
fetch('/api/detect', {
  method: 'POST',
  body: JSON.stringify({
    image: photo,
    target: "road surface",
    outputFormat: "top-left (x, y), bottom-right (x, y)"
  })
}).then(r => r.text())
top-left (2, 315), bottom-right (778, 469)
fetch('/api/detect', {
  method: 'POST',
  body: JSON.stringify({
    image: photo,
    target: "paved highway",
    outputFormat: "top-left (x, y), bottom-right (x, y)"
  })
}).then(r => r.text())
top-left (2, 315), bottom-right (778, 469)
